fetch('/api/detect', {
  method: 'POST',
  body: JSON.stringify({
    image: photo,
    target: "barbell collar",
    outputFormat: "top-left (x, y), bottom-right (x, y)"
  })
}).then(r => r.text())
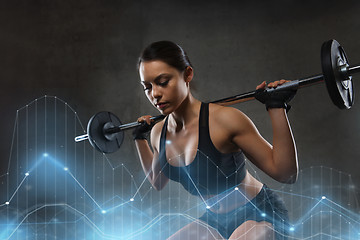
top-left (75, 115), bottom-right (166, 143)
top-left (105, 115), bottom-right (166, 134)
top-left (105, 121), bottom-right (141, 134)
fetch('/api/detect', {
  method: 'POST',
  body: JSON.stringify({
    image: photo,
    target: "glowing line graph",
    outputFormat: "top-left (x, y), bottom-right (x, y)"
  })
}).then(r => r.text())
top-left (2, 153), bottom-right (360, 239)
top-left (1, 153), bottom-right (156, 239)
top-left (4, 203), bottom-right (118, 240)
top-left (130, 170), bottom-right (152, 201)
top-left (0, 173), bottom-right (29, 207)
top-left (2, 155), bottom-right (154, 225)
top-left (4, 198), bottom-right (359, 240)
top-left (2, 151), bottom-right (252, 217)
top-left (0, 95), bottom-right (360, 239)
top-left (1, 154), bottom-right (101, 212)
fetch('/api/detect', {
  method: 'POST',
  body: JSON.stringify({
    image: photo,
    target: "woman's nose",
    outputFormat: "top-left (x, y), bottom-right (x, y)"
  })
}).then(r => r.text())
top-left (152, 85), bottom-right (162, 98)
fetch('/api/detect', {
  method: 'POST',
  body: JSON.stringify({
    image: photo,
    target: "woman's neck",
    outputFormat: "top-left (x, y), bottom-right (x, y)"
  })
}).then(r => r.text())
top-left (169, 94), bottom-right (201, 131)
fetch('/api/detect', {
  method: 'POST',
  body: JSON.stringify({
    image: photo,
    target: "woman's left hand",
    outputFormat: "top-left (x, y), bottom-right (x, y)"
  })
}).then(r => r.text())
top-left (256, 79), bottom-right (290, 90)
top-left (254, 79), bottom-right (296, 111)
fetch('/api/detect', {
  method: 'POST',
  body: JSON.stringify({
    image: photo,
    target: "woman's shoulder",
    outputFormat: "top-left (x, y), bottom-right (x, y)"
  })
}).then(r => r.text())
top-left (152, 119), bottom-right (165, 136)
top-left (208, 103), bottom-right (249, 120)
top-left (208, 103), bottom-right (254, 132)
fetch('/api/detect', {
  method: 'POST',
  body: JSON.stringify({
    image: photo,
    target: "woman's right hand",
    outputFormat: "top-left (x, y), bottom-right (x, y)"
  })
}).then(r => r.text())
top-left (136, 115), bottom-right (154, 125)
top-left (132, 115), bottom-right (155, 140)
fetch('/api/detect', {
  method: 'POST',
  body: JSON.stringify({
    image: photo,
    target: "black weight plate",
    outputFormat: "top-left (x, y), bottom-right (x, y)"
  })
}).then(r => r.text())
top-left (87, 111), bottom-right (124, 153)
top-left (321, 39), bottom-right (354, 109)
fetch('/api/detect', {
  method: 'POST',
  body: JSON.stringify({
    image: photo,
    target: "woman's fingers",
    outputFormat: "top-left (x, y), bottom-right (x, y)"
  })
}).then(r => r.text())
top-left (267, 79), bottom-right (290, 88)
top-left (256, 81), bottom-right (267, 90)
top-left (137, 115), bottom-right (153, 125)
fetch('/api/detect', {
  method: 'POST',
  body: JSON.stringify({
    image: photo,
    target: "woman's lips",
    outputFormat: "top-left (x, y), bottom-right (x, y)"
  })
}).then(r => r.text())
top-left (156, 102), bottom-right (168, 109)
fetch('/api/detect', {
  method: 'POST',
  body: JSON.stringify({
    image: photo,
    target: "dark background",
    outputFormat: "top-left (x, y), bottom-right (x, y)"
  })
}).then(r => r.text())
top-left (0, 0), bottom-right (359, 197)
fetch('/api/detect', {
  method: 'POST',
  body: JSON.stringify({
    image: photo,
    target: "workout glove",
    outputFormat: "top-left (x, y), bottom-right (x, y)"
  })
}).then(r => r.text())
top-left (132, 121), bottom-right (155, 140)
top-left (255, 88), bottom-right (297, 112)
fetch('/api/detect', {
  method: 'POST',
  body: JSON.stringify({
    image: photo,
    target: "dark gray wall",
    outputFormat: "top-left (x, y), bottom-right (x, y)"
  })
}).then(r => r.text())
top-left (1, 0), bottom-right (360, 191)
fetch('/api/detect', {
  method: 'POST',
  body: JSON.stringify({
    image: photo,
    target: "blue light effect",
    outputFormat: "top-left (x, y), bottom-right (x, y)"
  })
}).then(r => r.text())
top-left (1, 96), bottom-right (359, 240)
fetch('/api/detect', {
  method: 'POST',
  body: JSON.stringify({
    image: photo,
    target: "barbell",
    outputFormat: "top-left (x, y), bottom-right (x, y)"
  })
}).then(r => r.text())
top-left (75, 39), bottom-right (359, 153)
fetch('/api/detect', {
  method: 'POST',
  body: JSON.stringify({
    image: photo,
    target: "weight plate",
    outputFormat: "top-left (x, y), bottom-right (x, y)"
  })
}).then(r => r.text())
top-left (87, 111), bottom-right (124, 153)
top-left (321, 39), bottom-right (354, 109)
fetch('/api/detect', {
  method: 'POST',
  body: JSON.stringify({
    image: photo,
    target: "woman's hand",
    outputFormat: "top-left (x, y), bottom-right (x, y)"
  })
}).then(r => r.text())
top-left (137, 115), bottom-right (154, 125)
top-left (133, 115), bottom-right (155, 140)
top-left (256, 79), bottom-right (290, 90)
top-left (255, 79), bottom-right (296, 111)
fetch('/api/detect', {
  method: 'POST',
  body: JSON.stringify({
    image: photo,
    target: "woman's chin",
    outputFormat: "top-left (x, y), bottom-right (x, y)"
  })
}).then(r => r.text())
top-left (158, 106), bottom-right (173, 116)
top-left (159, 109), bottom-right (170, 115)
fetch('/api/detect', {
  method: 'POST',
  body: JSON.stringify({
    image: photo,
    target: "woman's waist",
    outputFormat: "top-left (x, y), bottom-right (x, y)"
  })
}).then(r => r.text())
top-left (203, 171), bottom-right (264, 214)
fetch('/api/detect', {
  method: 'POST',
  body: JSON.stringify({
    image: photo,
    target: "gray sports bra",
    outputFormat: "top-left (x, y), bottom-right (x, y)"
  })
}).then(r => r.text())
top-left (158, 102), bottom-right (246, 196)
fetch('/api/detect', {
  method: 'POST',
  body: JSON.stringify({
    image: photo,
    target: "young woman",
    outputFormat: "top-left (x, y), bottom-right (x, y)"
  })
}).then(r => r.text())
top-left (133, 41), bottom-right (298, 240)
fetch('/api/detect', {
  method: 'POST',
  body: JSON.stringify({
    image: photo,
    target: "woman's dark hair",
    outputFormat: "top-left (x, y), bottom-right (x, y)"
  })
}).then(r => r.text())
top-left (138, 41), bottom-right (193, 72)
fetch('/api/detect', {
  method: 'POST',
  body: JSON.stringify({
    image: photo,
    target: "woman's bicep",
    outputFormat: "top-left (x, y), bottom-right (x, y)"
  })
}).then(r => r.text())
top-left (230, 111), bottom-right (278, 178)
top-left (149, 125), bottom-right (169, 190)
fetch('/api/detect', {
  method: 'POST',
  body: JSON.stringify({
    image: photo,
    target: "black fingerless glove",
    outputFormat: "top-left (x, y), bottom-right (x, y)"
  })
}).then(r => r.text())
top-left (132, 121), bottom-right (155, 140)
top-left (255, 88), bottom-right (297, 112)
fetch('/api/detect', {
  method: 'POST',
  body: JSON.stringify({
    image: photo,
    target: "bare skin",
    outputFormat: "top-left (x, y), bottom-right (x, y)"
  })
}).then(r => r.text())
top-left (135, 60), bottom-right (298, 239)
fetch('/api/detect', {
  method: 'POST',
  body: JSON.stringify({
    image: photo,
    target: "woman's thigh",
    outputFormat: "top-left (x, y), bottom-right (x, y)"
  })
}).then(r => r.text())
top-left (167, 220), bottom-right (225, 240)
top-left (229, 220), bottom-right (275, 240)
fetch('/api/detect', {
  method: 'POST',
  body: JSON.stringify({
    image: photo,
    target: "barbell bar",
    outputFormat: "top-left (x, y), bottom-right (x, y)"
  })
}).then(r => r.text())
top-left (75, 39), bottom-right (359, 153)
top-left (211, 39), bottom-right (358, 107)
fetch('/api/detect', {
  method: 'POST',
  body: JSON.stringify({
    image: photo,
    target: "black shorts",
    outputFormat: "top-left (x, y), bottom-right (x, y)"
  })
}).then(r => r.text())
top-left (199, 185), bottom-right (290, 239)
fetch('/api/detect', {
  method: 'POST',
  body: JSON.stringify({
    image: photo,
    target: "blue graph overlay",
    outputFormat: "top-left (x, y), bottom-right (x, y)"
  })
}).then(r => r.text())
top-left (0, 96), bottom-right (359, 239)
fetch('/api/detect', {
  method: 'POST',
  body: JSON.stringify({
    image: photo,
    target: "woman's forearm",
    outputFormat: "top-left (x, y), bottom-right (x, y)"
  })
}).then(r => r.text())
top-left (268, 108), bottom-right (298, 183)
top-left (134, 139), bottom-right (156, 183)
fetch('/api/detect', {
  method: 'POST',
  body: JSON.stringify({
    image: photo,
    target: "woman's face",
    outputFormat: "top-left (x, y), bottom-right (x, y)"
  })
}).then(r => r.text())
top-left (139, 60), bottom-right (190, 115)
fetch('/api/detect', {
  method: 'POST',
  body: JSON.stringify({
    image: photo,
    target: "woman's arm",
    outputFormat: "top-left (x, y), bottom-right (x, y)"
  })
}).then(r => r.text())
top-left (265, 108), bottom-right (298, 183)
top-left (215, 79), bottom-right (298, 184)
top-left (228, 107), bottom-right (298, 183)
top-left (134, 122), bottom-right (169, 190)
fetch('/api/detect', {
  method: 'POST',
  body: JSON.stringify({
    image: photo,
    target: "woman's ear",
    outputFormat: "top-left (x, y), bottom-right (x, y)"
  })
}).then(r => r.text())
top-left (184, 66), bottom-right (194, 83)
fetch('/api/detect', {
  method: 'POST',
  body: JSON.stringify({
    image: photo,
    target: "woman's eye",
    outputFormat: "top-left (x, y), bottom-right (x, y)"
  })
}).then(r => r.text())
top-left (159, 80), bottom-right (169, 86)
